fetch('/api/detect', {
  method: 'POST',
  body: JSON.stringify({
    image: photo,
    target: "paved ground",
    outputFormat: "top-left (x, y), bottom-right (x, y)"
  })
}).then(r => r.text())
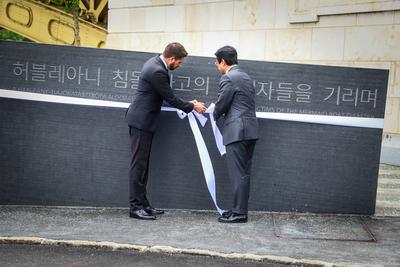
top-left (0, 243), bottom-right (295, 267)
top-left (1, 163), bottom-right (399, 267)
top-left (0, 206), bottom-right (399, 267)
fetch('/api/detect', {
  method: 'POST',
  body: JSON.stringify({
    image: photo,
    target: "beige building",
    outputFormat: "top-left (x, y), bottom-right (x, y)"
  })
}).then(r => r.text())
top-left (107, 0), bottom-right (400, 164)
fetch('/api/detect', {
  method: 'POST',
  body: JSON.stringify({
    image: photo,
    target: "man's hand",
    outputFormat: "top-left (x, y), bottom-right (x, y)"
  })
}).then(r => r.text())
top-left (190, 100), bottom-right (206, 113)
top-left (206, 103), bottom-right (215, 113)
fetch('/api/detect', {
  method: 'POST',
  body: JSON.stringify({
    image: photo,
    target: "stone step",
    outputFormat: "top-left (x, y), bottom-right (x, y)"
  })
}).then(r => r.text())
top-left (375, 206), bottom-right (400, 216)
top-left (377, 188), bottom-right (400, 194)
top-left (375, 200), bottom-right (400, 216)
top-left (376, 189), bottom-right (400, 201)
top-left (378, 178), bottom-right (400, 184)
top-left (378, 178), bottom-right (400, 189)
top-left (376, 165), bottom-right (400, 216)
top-left (378, 173), bottom-right (400, 180)
top-left (378, 183), bottom-right (400, 189)
top-left (379, 164), bottom-right (400, 171)
top-left (378, 172), bottom-right (400, 179)
top-left (376, 200), bottom-right (400, 208)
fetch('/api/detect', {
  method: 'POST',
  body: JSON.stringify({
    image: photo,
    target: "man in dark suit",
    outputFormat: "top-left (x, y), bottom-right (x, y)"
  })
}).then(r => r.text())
top-left (213, 46), bottom-right (259, 223)
top-left (125, 42), bottom-right (206, 220)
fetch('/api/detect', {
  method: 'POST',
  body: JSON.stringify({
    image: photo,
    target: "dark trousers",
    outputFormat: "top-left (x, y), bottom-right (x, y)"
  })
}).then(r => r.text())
top-left (225, 140), bottom-right (256, 215)
top-left (129, 126), bottom-right (153, 210)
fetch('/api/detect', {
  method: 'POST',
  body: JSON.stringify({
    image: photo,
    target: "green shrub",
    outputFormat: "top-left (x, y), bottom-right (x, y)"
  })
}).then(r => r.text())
top-left (0, 29), bottom-right (25, 41)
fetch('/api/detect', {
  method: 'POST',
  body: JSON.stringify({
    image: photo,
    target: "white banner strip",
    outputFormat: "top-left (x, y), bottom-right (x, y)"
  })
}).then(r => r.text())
top-left (0, 89), bottom-right (384, 129)
top-left (0, 89), bottom-right (129, 108)
top-left (256, 111), bottom-right (384, 129)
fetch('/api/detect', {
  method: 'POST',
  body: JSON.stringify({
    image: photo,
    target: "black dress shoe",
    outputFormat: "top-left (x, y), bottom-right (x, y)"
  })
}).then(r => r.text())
top-left (218, 213), bottom-right (247, 223)
top-left (144, 206), bottom-right (164, 215)
top-left (129, 209), bottom-right (156, 220)
top-left (221, 210), bottom-right (232, 218)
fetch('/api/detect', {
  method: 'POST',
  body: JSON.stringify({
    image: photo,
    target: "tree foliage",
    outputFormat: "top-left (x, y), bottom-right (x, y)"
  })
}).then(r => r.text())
top-left (0, 29), bottom-right (25, 41)
top-left (49, 0), bottom-right (79, 12)
top-left (64, 0), bottom-right (80, 12)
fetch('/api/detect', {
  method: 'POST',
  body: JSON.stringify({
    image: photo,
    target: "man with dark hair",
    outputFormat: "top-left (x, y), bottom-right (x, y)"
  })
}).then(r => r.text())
top-left (125, 42), bottom-right (206, 220)
top-left (215, 45), bottom-right (238, 66)
top-left (213, 45), bottom-right (259, 223)
top-left (162, 42), bottom-right (188, 60)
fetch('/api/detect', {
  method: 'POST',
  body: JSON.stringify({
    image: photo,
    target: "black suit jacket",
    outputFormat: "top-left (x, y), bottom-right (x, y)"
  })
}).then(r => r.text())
top-left (125, 56), bottom-right (193, 132)
top-left (213, 66), bottom-right (259, 145)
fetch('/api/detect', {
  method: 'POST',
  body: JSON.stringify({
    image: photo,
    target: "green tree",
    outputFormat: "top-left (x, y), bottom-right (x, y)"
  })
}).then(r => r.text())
top-left (0, 29), bottom-right (25, 41)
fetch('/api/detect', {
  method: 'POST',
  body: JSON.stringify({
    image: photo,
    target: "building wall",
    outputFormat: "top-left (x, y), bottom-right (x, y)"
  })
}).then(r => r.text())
top-left (107, 0), bottom-right (400, 161)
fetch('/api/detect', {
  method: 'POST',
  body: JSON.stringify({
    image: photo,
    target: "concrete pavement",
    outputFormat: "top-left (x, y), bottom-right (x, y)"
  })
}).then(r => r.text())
top-left (0, 243), bottom-right (295, 267)
top-left (0, 206), bottom-right (399, 267)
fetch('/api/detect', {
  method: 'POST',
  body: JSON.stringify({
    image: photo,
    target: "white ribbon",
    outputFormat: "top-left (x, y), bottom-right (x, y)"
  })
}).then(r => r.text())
top-left (256, 112), bottom-right (384, 129)
top-left (172, 108), bottom-right (224, 215)
top-left (0, 90), bottom-right (384, 129)
top-left (206, 103), bottom-right (226, 156)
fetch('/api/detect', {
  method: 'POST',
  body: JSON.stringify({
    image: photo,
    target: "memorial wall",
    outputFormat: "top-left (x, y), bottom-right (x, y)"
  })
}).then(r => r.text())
top-left (0, 41), bottom-right (389, 214)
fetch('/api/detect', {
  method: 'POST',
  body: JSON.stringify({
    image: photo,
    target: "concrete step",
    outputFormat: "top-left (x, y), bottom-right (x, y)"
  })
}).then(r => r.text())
top-left (378, 178), bottom-right (400, 184)
top-left (376, 189), bottom-right (400, 201)
top-left (377, 188), bottom-right (400, 193)
top-left (378, 178), bottom-right (400, 189)
top-left (379, 164), bottom-right (400, 171)
top-left (376, 165), bottom-right (400, 215)
top-left (378, 183), bottom-right (400, 189)
top-left (376, 200), bottom-right (400, 208)
top-left (375, 205), bottom-right (400, 216)
top-left (378, 174), bottom-right (400, 180)
top-left (375, 200), bottom-right (400, 216)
